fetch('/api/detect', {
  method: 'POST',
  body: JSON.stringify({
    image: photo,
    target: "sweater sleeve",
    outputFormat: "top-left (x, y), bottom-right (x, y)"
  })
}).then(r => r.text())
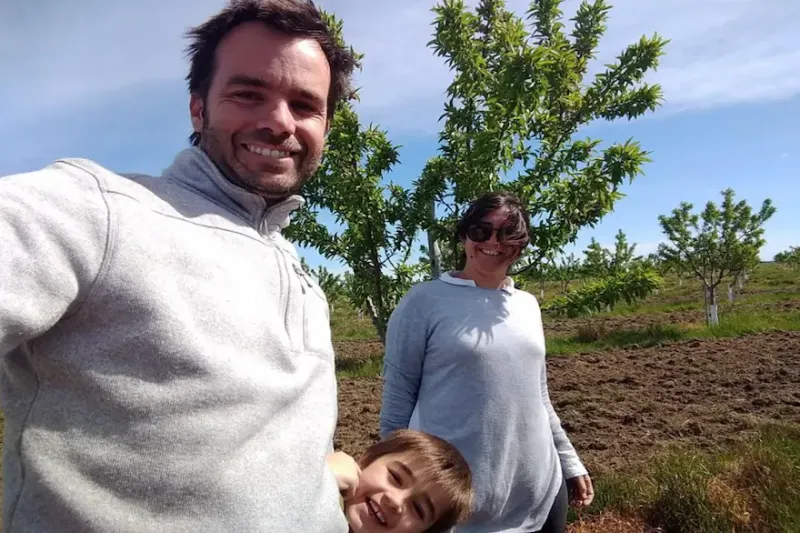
top-left (540, 362), bottom-right (588, 479)
top-left (379, 288), bottom-right (428, 439)
top-left (0, 162), bottom-right (110, 358)
top-left (533, 295), bottom-right (588, 479)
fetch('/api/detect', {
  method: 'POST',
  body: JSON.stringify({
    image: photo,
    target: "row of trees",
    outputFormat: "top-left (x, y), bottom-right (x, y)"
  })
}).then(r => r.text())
top-left (291, 1), bottom-right (778, 339)
top-left (775, 247), bottom-right (800, 270)
top-left (520, 230), bottom-right (663, 317)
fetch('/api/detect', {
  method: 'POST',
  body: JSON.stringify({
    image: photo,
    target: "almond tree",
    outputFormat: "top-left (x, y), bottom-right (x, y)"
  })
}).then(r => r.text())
top-left (286, 13), bottom-right (424, 344)
top-left (544, 230), bottom-right (661, 316)
top-left (414, 0), bottom-right (668, 277)
top-left (775, 247), bottom-right (800, 270)
top-left (657, 189), bottom-right (776, 326)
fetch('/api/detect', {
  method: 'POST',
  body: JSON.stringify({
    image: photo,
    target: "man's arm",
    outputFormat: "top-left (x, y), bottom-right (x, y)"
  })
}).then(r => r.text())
top-left (0, 161), bottom-right (110, 357)
top-left (379, 289), bottom-right (428, 439)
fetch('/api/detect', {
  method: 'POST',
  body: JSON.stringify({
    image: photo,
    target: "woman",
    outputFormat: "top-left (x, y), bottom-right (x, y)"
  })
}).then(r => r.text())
top-left (379, 191), bottom-right (593, 533)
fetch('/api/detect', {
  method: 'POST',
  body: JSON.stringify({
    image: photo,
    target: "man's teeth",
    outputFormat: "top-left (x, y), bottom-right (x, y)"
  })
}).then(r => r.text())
top-left (367, 499), bottom-right (387, 525)
top-left (245, 145), bottom-right (290, 158)
top-left (479, 249), bottom-right (501, 256)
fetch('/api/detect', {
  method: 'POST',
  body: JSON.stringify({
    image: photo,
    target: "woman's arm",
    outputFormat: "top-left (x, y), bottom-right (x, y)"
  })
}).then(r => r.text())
top-left (379, 289), bottom-right (428, 439)
top-left (540, 361), bottom-right (588, 479)
top-left (530, 294), bottom-right (588, 478)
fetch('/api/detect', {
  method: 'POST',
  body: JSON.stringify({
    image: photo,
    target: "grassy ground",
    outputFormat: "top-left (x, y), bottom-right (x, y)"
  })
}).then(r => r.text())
top-left (569, 423), bottom-right (800, 533)
top-left (546, 309), bottom-right (800, 355)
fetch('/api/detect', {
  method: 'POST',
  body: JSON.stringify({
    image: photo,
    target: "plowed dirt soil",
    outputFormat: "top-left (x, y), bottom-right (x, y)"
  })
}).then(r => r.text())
top-left (335, 331), bottom-right (800, 471)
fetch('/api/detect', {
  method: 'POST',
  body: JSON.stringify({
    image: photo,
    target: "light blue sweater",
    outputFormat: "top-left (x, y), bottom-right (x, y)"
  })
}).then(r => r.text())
top-left (380, 273), bottom-right (587, 533)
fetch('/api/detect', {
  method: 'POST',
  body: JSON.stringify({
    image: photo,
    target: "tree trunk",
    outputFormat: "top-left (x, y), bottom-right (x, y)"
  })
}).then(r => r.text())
top-left (366, 296), bottom-right (387, 345)
top-left (539, 280), bottom-right (545, 300)
top-left (428, 197), bottom-right (443, 279)
top-left (737, 271), bottom-right (745, 290)
top-left (728, 284), bottom-right (734, 303)
top-left (706, 286), bottom-right (719, 326)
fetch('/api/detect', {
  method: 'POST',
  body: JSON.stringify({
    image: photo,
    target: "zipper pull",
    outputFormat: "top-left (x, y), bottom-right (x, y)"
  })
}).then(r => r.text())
top-left (293, 263), bottom-right (311, 292)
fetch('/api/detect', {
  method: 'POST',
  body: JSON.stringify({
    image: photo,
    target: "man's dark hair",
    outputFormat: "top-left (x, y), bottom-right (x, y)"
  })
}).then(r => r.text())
top-left (456, 191), bottom-right (531, 249)
top-left (184, 0), bottom-right (358, 145)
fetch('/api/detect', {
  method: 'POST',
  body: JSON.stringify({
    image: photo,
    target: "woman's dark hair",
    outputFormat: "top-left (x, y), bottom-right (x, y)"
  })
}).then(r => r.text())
top-left (456, 191), bottom-right (531, 249)
top-left (184, 0), bottom-right (358, 145)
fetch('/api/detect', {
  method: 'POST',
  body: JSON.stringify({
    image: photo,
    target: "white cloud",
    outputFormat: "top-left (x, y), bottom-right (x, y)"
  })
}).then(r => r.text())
top-left (1, 0), bottom-right (798, 136)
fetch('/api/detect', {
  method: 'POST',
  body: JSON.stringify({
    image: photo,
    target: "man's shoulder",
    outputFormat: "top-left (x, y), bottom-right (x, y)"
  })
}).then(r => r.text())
top-left (53, 158), bottom-right (159, 190)
top-left (4, 157), bottom-right (156, 194)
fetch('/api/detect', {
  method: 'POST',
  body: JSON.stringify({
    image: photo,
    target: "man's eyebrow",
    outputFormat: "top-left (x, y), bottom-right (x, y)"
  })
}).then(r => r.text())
top-left (224, 75), bottom-right (326, 107)
top-left (225, 74), bottom-right (268, 88)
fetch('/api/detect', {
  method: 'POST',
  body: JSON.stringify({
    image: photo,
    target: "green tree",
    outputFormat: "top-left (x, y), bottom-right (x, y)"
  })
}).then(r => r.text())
top-left (657, 189), bottom-right (776, 326)
top-left (287, 101), bottom-right (424, 344)
top-left (287, 12), bottom-right (426, 344)
top-left (582, 238), bottom-right (610, 278)
top-left (580, 230), bottom-right (642, 279)
top-left (414, 0), bottom-right (668, 276)
top-left (547, 230), bottom-right (660, 316)
top-left (775, 247), bottom-right (800, 270)
top-left (554, 252), bottom-right (581, 293)
top-left (542, 264), bottom-right (662, 317)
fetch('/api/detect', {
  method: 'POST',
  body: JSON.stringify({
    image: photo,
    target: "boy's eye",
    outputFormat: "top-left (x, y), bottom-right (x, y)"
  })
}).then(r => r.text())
top-left (389, 470), bottom-right (402, 485)
top-left (413, 501), bottom-right (425, 520)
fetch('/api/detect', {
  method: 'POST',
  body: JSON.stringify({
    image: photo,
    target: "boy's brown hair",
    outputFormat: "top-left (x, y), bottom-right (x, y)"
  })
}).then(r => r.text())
top-left (358, 430), bottom-right (473, 533)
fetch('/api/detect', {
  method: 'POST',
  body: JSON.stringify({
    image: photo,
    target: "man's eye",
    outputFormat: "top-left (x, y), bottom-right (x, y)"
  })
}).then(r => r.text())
top-left (234, 91), bottom-right (261, 101)
top-left (413, 501), bottom-right (425, 519)
top-left (293, 101), bottom-right (317, 113)
top-left (389, 470), bottom-right (402, 485)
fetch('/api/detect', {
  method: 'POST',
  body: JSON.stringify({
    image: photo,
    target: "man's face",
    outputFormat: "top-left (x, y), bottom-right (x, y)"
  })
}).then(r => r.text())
top-left (190, 22), bottom-right (331, 200)
top-left (344, 453), bottom-right (447, 533)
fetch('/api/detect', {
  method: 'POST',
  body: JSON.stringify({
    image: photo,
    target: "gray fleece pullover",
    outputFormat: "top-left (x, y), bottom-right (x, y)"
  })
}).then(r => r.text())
top-left (380, 273), bottom-right (587, 533)
top-left (0, 148), bottom-right (348, 533)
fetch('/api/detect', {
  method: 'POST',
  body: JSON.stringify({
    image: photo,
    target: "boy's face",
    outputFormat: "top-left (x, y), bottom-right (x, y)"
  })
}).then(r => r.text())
top-left (344, 452), bottom-right (447, 533)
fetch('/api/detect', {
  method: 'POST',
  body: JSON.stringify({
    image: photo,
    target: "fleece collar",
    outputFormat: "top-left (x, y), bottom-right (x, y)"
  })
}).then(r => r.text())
top-left (163, 146), bottom-right (304, 234)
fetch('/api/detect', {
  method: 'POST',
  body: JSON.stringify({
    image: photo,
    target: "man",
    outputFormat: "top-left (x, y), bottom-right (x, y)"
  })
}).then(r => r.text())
top-left (0, 1), bottom-right (356, 531)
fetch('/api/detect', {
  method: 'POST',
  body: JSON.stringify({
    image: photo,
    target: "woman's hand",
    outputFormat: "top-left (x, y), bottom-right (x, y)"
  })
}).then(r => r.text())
top-left (566, 474), bottom-right (594, 508)
top-left (326, 451), bottom-right (361, 499)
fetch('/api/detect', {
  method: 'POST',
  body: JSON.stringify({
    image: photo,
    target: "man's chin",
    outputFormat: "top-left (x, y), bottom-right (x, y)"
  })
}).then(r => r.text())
top-left (233, 173), bottom-right (302, 200)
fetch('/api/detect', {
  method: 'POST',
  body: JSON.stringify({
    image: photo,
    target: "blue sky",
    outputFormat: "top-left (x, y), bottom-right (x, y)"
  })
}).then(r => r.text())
top-left (1, 0), bottom-right (798, 273)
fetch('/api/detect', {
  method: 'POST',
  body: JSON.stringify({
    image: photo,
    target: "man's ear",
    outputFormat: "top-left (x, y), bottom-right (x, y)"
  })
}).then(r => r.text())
top-left (189, 93), bottom-right (205, 134)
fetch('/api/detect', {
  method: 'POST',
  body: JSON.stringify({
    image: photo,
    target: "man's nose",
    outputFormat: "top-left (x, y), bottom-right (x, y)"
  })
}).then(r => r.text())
top-left (255, 98), bottom-right (295, 137)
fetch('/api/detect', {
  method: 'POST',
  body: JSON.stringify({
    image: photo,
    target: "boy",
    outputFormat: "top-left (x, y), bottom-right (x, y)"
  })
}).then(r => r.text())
top-left (327, 430), bottom-right (473, 533)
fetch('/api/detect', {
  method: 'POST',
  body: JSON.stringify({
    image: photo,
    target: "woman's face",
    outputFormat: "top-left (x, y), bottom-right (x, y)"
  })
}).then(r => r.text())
top-left (463, 208), bottom-right (524, 276)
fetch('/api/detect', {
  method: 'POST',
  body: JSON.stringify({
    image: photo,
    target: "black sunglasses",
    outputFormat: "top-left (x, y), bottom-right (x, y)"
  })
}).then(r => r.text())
top-left (465, 221), bottom-right (526, 244)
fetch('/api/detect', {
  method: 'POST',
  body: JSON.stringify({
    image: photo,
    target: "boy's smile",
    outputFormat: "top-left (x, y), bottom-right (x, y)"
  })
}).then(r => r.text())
top-left (345, 453), bottom-right (446, 533)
